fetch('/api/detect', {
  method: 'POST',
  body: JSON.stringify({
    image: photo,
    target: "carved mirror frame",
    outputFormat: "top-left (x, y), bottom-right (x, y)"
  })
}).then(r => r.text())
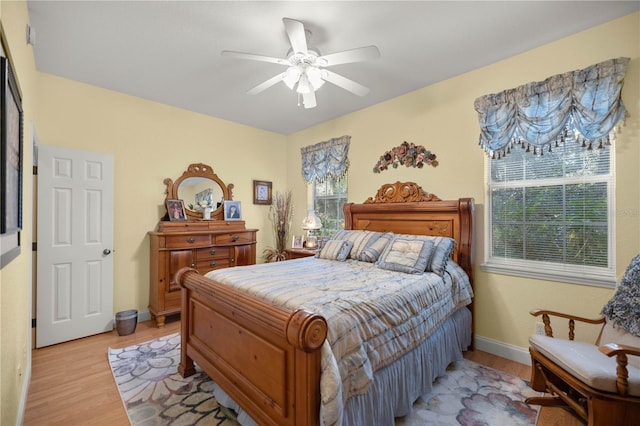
top-left (164, 163), bottom-right (234, 221)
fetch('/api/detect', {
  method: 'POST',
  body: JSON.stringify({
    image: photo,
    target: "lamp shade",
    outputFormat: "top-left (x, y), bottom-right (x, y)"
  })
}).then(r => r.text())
top-left (301, 212), bottom-right (322, 230)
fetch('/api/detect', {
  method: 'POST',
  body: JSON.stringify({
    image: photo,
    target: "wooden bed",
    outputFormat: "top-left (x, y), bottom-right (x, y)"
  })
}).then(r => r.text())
top-left (177, 181), bottom-right (475, 426)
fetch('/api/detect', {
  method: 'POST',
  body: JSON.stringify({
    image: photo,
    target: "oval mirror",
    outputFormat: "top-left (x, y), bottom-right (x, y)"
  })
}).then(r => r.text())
top-left (164, 163), bottom-right (234, 221)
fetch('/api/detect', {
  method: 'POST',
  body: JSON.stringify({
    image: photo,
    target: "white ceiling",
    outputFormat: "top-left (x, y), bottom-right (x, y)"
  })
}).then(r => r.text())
top-left (27, 1), bottom-right (639, 135)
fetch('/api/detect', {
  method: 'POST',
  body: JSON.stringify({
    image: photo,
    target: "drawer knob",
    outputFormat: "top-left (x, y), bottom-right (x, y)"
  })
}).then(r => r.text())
top-left (231, 235), bottom-right (240, 242)
top-left (210, 261), bottom-right (217, 268)
top-left (210, 248), bottom-right (216, 255)
top-left (190, 263), bottom-right (196, 268)
top-left (187, 237), bottom-right (196, 243)
top-left (231, 258), bottom-right (235, 264)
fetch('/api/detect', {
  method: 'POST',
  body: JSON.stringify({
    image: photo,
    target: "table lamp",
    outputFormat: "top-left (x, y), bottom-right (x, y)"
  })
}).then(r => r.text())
top-left (301, 211), bottom-right (322, 249)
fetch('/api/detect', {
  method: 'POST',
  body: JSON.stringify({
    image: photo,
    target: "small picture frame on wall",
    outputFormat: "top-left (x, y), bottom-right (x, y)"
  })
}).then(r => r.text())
top-left (253, 180), bottom-right (272, 205)
top-left (224, 200), bottom-right (242, 221)
top-left (166, 199), bottom-right (187, 221)
top-left (292, 235), bottom-right (303, 249)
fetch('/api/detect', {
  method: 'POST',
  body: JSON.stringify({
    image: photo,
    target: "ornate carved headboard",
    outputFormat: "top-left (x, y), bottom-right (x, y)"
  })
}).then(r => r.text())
top-left (343, 181), bottom-right (474, 282)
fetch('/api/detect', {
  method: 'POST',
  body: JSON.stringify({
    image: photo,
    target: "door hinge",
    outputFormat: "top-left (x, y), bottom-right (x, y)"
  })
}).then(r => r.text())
top-left (32, 318), bottom-right (36, 328)
top-left (33, 165), bottom-right (38, 175)
top-left (32, 242), bottom-right (37, 252)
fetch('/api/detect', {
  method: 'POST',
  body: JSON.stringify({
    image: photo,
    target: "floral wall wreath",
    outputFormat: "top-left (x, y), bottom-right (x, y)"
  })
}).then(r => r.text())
top-left (373, 141), bottom-right (438, 173)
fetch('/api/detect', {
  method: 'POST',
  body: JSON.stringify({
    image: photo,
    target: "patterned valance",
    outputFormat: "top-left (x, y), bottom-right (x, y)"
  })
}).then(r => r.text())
top-left (301, 135), bottom-right (350, 183)
top-left (475, 57), bottom-right (629, 159)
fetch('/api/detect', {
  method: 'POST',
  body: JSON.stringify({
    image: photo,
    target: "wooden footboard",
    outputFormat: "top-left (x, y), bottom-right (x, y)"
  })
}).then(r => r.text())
top-left (177, 267), bottom-right (327, 426)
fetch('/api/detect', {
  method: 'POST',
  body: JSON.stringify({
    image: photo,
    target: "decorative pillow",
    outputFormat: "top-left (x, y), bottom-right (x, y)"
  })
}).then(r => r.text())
top-left (316, 240), bottom-right (354, 261)
top-left (376, 235), bottom-right (435, 274)
top-left (601, 254), bottom-right (640, 337)
top-left (357, 232), bottom-right (394, 263)
top-left (426, 237), bottom-right (456, 276)
top-left (330, 230), bottom-right (387, 261)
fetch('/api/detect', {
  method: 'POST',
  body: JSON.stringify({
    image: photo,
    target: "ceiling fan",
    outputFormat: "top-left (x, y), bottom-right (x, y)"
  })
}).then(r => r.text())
top-left (221, 18), bottom-right (380, 109)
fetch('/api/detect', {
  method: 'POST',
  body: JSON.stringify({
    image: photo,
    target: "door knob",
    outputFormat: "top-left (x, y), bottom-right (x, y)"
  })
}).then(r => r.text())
top-left (103, 249), bottom-right (112, 255)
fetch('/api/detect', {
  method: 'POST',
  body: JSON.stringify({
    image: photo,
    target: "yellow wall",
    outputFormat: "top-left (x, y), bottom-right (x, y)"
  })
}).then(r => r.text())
top-left (0, 1), bottom-right (37, 425)
top-left (1, 1), bottom-right (638, 423)
top-left (286, 12), bottom-right (640, 356)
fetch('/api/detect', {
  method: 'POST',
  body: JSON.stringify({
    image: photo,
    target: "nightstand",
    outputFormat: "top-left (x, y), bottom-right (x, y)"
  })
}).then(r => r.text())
top-left (285, 248), bottom-right (317, 260)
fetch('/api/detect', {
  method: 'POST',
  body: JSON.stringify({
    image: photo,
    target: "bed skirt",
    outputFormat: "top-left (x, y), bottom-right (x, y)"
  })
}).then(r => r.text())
top-left (213, 306), bottom-right (472, 426)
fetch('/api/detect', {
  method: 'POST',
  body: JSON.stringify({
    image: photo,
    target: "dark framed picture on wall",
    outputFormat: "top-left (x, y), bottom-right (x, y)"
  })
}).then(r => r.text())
top-left (1, 56), bottom-right (23, 234)
top-left (0, 54), bottom-right (24, 268)
top-left (253, 180), bottom-right (272, 205)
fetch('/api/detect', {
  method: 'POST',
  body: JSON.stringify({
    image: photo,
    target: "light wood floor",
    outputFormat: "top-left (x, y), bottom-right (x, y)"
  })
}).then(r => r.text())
top-left (23, 317), bottom-right (582, 426)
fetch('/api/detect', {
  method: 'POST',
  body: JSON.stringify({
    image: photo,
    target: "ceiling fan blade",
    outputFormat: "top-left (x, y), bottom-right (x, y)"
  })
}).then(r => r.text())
top-left (322, 70), bottom-right (370, 96)
top-left (221, 50), bottom-right (288, 65)
top-left (317, 45), bottom-right (380, 67)
top-left (302, 90), bottom-right (317, 109)
top-left (247, 73), bottom-right (285, 95)
top-left (283, 18), bottom-right (308, 55)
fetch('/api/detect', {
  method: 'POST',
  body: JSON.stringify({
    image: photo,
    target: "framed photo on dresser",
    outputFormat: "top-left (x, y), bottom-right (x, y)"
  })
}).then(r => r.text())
top-left (224, 200), bottom-right (242, 220)
top-left (166, 199), bottom-right (187, 221)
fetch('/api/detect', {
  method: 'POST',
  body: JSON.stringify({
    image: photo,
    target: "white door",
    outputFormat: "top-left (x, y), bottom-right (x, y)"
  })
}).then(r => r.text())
top-left (36, 145), bottom-right (114, 347)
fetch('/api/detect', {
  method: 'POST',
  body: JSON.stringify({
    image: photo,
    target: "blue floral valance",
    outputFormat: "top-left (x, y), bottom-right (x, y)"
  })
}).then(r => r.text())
top-left (475, 57), bottom-right (629, 158)
top-left (301, 135), bottom-right (350, 183)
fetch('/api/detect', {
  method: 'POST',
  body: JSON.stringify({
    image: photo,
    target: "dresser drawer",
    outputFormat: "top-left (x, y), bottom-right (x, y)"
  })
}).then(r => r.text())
top-left (165, 234), bottom-right (211, 248)
top-left (196, 246), bottom-right (230, 260)
top-left (196, 258), bottom-right (231, 273)
top-left (215, 232), bottom-right (255, 245)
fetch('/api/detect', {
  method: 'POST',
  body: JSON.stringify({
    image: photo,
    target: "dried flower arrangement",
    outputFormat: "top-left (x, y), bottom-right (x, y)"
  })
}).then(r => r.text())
top-left (373, 141), bottom-right (438, 173)
top-left (262, 190), bottom-right (294, 263)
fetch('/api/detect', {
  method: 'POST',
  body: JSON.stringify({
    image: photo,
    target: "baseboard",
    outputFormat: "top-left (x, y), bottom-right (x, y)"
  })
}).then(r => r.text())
top-left (17, 362), bottom-right (31, 425)
top-left (474, 335), bottom-right (531, 366)
top-left (137, 309), bottom-right (151, 322)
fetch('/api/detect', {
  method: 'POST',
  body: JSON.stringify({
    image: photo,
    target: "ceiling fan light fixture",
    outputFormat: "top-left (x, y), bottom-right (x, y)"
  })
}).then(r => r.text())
top-left (283, 66), bottom-right (301, 90)
top-left (223, 18), bottom-right (378, 108)
top-left (306, 67), bottom-right (325, 91)
top-left (296, 73), bottom-right (313, 94)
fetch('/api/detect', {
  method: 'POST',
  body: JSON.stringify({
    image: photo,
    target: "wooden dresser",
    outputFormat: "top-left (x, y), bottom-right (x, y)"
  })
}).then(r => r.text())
top-left (149, 220), bottom-right (257, 327)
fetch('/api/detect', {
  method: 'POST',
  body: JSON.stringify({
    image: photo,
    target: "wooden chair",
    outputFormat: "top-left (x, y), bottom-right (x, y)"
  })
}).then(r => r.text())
top-left (526, 309), bottom-right (640, 425)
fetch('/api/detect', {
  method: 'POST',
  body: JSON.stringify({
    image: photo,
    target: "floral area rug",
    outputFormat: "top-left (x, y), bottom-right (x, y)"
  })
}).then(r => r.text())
top-left (109, 333), bottom-right (539, 426)
top-left (108, 333), bottom-right (238, 426)
top-left (397, 359), bottom-right (540, 426)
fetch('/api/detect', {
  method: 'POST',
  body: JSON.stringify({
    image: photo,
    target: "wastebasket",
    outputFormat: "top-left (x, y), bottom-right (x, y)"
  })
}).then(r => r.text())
top-left (115, 309), bottom-right (138, 336)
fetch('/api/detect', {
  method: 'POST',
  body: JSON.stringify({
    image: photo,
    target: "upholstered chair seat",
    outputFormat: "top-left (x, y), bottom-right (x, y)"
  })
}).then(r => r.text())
top-left (530, 330), bottom-right (640, 396)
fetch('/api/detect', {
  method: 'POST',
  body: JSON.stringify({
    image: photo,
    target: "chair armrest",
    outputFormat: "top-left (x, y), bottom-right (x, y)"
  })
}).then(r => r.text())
top-left (600, 342), bottom-right (640, 358)
top-left (599, 343), bottom-right (640, 396)
top-left (530, 309), bottom-right (605, 339)
top-left (530, 309), bottom-right (605, 324)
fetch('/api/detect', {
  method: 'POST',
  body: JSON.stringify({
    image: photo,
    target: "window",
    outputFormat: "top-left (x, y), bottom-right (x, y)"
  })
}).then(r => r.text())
top-left (313, 177), bottom-right (347, 237)
top-left (301, 135), bottom-right (350, 238)
top-left (483, 135), bottom-right (615, 287)
top-left (475, 58), bottom-right (628, 288)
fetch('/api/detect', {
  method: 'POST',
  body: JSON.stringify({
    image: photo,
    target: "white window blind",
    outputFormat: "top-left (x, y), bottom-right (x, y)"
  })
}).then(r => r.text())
top-left (483, 133), bottom-right (616, 287)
